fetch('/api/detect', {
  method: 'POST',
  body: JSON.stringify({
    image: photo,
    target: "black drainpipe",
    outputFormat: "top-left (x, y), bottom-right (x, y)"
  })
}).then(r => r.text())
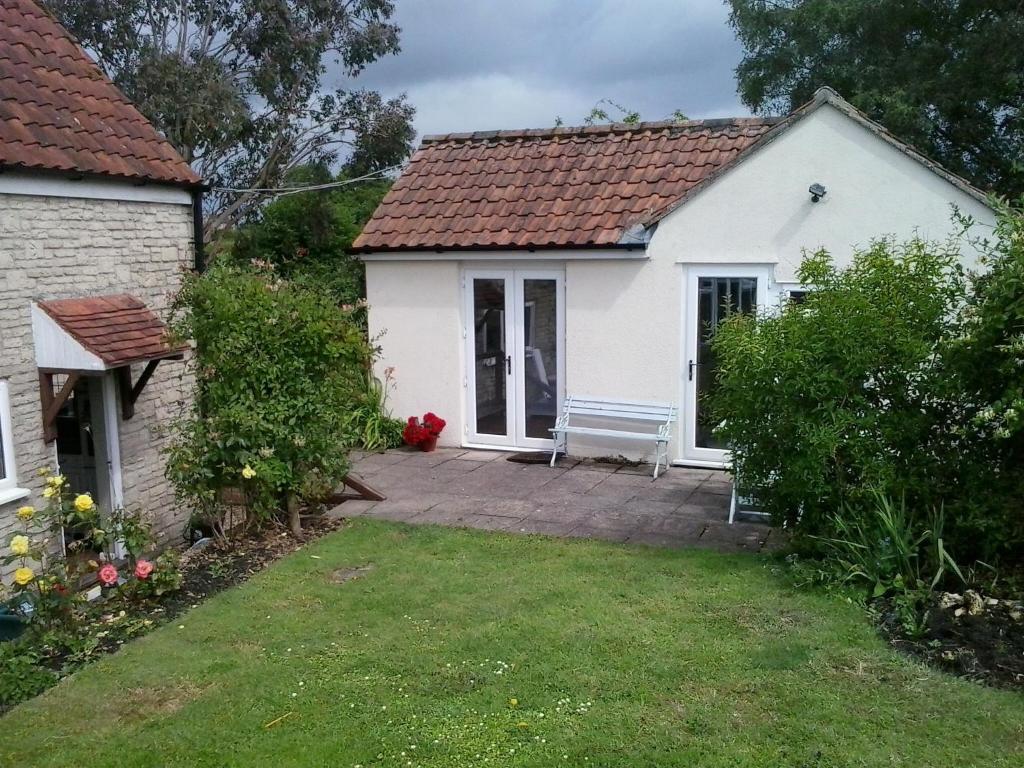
top-left (191, 186), bottom-right (206, 273)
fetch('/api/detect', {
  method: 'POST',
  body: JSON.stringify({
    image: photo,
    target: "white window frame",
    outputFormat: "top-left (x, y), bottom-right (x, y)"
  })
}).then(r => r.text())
top-left (0, 379), bottom-right (30, 505)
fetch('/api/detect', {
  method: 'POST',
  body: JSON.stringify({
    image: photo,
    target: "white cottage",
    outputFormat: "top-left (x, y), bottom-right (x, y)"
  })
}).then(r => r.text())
top-left (353, 88), bottom-right (996, 468)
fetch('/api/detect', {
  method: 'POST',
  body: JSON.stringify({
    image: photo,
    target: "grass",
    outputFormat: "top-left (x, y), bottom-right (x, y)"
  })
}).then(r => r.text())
top-left (1, 518), bottom-right (1022, 767)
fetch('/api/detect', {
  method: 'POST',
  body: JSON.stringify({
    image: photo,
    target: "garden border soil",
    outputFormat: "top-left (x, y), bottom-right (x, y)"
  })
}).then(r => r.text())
top-left (877, 592), bottom-right (1024, 690)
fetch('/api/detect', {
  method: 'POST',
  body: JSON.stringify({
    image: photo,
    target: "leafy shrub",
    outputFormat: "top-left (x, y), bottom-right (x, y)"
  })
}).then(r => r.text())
top-left (710, 204), bottom-right (1024, 569)
top-left (166, 262), bottom-right (373, 533)
top-left (0, 645), bottom-right (55, 708)
top-left (937, 201), bottom-right (1024, 561)
top-left (710, 237), bottom-right (965, 539)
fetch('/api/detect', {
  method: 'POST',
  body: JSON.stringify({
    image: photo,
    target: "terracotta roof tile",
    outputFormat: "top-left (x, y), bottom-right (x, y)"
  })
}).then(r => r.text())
top-left (0, 0), bottom-right (200, 186)
top-left (353, 118), bottom-right (778, 251)
top-left (37, 294), bottom-right (186, 367)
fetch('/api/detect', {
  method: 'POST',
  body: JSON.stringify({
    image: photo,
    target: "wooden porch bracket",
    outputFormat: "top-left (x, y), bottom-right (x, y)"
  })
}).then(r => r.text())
top-left (39, 371), bottom-right (81, 443)
top-left (116, 359), bottom-right (161, 420)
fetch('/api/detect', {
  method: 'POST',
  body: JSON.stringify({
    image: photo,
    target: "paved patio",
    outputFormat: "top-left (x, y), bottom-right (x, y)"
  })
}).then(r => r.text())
top-left (335, 448), bottom-right (779, 553)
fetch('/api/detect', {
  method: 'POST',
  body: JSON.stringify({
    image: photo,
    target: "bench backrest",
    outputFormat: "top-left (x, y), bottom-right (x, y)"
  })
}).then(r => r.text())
top-left (562, 395), bottom-right (676, 423)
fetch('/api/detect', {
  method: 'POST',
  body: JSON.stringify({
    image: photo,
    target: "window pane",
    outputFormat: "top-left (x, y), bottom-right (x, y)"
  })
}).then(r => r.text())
top-left (696, 276), bottom-right (759, 449)
top-left (473, 278), bottom-right (507, 436)
top-left (522, 279), bottom-right (558, 439)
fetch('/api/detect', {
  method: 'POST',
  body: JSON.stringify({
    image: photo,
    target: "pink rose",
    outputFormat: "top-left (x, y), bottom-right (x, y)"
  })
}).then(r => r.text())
top-left (134, 559), bottom-right (154, 580)
top-left (98, 563), bottom-right (119, 587)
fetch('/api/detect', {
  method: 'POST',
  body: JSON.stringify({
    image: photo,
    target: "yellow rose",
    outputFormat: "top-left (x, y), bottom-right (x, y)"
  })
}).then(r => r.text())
top-left (47, 474), bottom-right (66, 489)
top-left (42, 486), bottom-right (58, 500)
top-left (14, 567), bottom-right (34, 586)
top-left (74, 493), bottom-right (95, 513)
top-left (16, 505), bottom-right (35, 521)
top-left (10, 535), bottom-right (30, 557)
top-left (241, 464), bottom-right (257, 479)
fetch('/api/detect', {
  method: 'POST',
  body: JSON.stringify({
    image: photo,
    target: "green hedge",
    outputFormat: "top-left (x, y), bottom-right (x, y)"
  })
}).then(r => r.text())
top-left (710, 204), bottom-right (1024, 567)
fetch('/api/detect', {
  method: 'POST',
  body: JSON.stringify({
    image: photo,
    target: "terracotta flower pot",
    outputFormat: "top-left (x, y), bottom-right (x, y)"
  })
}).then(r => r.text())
top-left (420, 434), bottom-right (439, 452)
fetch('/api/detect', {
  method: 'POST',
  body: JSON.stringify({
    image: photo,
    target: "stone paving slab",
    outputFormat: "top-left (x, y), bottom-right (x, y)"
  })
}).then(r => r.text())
top-left (334, 447), bottom-right (777, 553)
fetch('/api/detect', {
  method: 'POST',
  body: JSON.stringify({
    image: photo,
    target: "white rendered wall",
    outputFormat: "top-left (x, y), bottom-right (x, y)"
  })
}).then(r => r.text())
top-left (651, 103), bottom-right (997, 281)
top-left (563, 257), bottom-right (683, 460)
top-left (365, 260), bottom-right (464, 446)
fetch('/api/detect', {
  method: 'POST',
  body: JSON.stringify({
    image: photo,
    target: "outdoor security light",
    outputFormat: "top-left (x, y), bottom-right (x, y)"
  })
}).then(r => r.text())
top-left (809, 182), bottom-right (827, 202)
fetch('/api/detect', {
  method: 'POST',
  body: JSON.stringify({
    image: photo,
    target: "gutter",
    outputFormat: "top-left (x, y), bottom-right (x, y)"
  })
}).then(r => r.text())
top-left (191, 186), bottom-right (206, 273)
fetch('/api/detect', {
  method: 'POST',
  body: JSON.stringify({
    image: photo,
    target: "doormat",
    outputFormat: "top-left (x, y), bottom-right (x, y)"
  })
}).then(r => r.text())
top-left (506, 452), bottom-right (551, 464)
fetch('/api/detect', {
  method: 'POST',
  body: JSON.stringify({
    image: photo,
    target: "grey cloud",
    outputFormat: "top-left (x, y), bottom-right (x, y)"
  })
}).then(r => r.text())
top-left (333, 0), bottom-right (747, 137)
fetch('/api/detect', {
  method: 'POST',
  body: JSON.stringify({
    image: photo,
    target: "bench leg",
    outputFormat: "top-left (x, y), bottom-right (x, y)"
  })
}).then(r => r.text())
top-left (729, 484), bottom-right (737, 524)
top-left (549, 434), bottom-right (560, 468)
top-left (653, 441), bottom-right (666, 479)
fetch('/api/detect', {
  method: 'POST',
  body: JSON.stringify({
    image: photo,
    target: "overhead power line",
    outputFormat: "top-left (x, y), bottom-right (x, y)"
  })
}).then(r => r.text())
top-left (211, 164), bottom-right (402, 197)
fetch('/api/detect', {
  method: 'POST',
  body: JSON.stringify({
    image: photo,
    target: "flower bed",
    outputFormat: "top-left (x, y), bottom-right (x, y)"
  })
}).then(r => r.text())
top-left (877, 590), bottom-right (1024, 689)
top-left (1, 515), bottom-right (343, 713)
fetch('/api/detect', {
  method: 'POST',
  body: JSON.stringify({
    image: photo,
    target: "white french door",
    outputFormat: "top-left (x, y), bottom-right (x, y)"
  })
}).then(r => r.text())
top-left (464, 268), bottom-right (564, 449)
top-left (680, 265), bottom-right (773, 466)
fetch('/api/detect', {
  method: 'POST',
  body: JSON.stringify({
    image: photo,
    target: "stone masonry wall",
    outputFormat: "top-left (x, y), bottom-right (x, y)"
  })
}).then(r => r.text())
top-left (0, 193), bottom-right (194, 578)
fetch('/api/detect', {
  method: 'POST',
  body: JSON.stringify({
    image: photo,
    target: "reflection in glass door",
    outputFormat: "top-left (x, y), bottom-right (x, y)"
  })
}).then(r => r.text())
top-left (682, 266), bottom-right (770, 465)
top-left (518, 276), bottom-right (560, 445)
top-left (472, 276), bottom-right (511, 441)
top-left (695, 277), bottom-right (757, 449)
top-left (465, 269), bottom-right (563, 449)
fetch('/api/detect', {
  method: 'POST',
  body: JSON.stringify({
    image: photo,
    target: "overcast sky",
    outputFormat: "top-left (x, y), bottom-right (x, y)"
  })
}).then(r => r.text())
top-left (338, 0), bottom-right (749, 139)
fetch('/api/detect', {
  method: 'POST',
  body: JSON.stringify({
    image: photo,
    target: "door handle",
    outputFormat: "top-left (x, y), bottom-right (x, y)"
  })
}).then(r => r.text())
top-left (506, 355), bottom-right (512, 375)
top-left (688, 359), bottom-right (698, 381)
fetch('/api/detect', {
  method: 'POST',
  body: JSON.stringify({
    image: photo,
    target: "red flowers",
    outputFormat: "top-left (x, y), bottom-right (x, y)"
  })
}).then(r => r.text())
top-left (422, 412), bottom-right (446, 435)
top-left (403, 412), bottom-right (446, 449)
top-left (98, 563), bottom-right (119, 587)
top-left (134, 560), bottom-right (155, 580)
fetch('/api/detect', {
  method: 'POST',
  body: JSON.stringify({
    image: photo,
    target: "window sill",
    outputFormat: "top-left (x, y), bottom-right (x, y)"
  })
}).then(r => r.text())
top-left (0, 486), bottom-right (31, 506)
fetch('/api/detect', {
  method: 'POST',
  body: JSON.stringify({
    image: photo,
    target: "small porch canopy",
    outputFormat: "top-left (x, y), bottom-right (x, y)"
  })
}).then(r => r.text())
top-left (31, 294), bottom-right (186, 441)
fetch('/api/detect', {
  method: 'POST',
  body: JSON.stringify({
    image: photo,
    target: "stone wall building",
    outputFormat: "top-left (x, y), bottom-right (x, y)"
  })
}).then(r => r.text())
top-left (0, 0), bottom-right (202, 577)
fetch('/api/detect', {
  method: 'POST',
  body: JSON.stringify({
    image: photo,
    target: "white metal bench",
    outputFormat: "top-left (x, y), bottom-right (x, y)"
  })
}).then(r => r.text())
top-left (549, 395), bottom-right (677, 478)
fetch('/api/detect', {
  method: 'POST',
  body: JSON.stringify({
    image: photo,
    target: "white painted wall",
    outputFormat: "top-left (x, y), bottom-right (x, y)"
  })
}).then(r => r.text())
top-left (652, 103), bottom-right (997, 281)
top-left (365, 260), bottom-right (464, 446)
top-left (563, 257), bottom-right (683, 459)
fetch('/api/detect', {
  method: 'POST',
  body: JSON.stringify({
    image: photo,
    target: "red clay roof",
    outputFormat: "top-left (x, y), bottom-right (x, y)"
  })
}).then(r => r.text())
top-left (37, 294), bottom-right (185, 367)
top-left (352, 118), bottom-right (779, 252)
top-left (0, 0), bottom-right (200, 186)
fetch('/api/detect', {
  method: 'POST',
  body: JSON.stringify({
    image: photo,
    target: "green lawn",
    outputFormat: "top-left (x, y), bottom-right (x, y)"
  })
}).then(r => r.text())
top-left (1, 519), bottom-right (1021, 767)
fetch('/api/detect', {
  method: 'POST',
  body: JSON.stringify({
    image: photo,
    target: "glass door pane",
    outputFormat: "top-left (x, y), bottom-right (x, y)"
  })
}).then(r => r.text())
top-left (521, 278), bottom-right (558, 439)
top-left (695, 276), bottom-right (757, 449)
top-left (473, 278), bottom-right (508, 436)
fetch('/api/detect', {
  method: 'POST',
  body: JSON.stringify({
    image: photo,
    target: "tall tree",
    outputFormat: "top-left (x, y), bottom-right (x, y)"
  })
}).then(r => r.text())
top-left (46, 0), bottom-right (415, 235)
top-left (727, 0), bottom-right (1024, 198)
